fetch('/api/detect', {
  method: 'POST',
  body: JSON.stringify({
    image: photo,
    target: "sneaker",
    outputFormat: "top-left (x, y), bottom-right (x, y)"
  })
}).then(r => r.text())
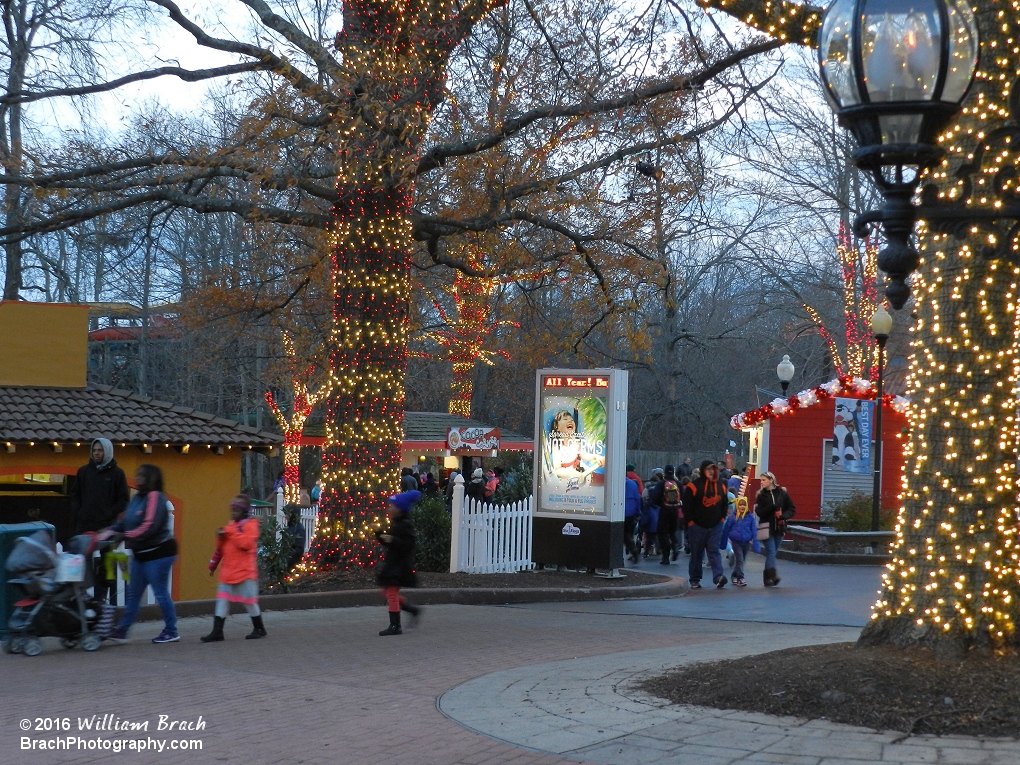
top-left (671, 548), bottom-right (679, 561)
top-left (684, 546), bottom-right (691, 555)
top-left (734, 577), bottom-right (747, 587)
top-left (715, 575), bottom-right (728, 589)
top-left (689, 581), bottom-right (702, 589)
top-left (152, 630), bottom-right (180, 644)
top-left (105, 628), bottom-right (127, 644)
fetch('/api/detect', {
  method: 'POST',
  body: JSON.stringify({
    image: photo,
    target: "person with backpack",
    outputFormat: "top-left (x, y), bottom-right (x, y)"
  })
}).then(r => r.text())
top-left (656, 465), bottom-right (683, 565)
top-left (682, 460), bottom-right (729, 589)
top-left (723, 496), bottom-right (759, 586)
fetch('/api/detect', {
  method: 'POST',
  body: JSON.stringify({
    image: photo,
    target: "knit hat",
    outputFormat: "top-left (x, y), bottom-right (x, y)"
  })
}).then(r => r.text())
top-left (472, 467), bottom-right (484, 479)
top-left (388, 490), bottom-right (421, 514)
top-left (230, 493), bottom-right (252, 518)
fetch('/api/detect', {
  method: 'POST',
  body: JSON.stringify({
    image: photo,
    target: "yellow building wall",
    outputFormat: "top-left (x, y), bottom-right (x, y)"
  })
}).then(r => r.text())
top-left (0, 302), bottom-right (88, 387)
top-left (0, 444), bottom-right (245, 601)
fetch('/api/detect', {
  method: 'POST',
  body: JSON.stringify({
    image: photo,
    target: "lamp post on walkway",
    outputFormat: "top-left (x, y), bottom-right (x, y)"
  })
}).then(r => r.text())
top-left (776, 355), bottom-right (795, 397)
top-left (870, 305), bottom-right (892, 532)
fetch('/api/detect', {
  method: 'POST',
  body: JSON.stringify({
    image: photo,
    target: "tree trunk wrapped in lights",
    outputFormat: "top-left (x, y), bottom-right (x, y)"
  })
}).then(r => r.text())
top-left (305, 0), bottom-right (496, 570)
top-left (265, 332), bottom-right (329, 505)
top-left (699, 0), bottom-right (1020, 652)
top-left (805, 222), bottom-right (880, 379)
top-left (416, 245), bottom-right (516, 417)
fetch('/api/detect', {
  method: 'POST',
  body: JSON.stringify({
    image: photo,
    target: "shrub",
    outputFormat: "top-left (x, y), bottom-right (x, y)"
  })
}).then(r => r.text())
top-left (257, 516), bottom-right (298, 592)
top-left (822, 490), bottom-right (896, 532)
top-left (493, 461), bottom-right (533, 504)
top-left (412, 495), bottom-right (451, 572)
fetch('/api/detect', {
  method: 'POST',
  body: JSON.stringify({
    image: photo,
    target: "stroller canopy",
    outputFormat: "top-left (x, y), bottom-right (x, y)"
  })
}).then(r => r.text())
top-left (6, 530), bottom-right (57, 575)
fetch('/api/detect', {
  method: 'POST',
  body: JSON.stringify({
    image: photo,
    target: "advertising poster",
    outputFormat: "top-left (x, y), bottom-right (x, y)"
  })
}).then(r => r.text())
top-left (831, 397), bottom-right (873, 473)
top-left (538, 376), bottom-right (609, 515)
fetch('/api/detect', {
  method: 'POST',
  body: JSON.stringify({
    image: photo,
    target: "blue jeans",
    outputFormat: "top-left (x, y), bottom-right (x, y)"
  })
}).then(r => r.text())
top-left (764, 534), bottom-right (782, 570)
top-left (687, 522), bottom-right (724, 583)
top-left (731, 540), bottom-right (751, 579)
top-left (119, 555), bottom-right (177, 634)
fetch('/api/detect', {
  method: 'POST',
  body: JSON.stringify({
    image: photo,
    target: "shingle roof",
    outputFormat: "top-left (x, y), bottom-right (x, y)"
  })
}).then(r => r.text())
top-left (402, 411), bottom-right (533, 443)
top-left (0, 384), bottom-right (282, 447)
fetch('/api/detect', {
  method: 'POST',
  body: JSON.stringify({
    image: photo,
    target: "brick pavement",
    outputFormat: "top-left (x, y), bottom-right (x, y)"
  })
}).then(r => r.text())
top-left (2, 603), bottom-right (730, 765)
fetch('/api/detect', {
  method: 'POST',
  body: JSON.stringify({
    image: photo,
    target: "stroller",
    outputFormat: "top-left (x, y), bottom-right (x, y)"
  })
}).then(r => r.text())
top-left (3, 530), bottom-right (115, 656)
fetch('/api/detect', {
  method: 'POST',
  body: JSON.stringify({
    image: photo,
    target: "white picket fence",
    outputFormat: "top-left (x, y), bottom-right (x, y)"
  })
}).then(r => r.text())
top-left (449, 475), bottom-right (533, 573)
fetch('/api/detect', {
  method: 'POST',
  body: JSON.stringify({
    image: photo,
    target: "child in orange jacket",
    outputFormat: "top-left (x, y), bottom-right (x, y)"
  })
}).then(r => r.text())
top-left (201, 494), bottom-right (266, 642)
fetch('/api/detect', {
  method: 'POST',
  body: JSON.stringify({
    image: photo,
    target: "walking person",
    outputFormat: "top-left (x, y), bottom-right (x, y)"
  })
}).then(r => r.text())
top-left (640, 469), bottom-right (663, 558)
top-left (465, 467), bottom-right (486, 504)
top-left (682, 460), bottom-right (729, 589)
top-left (70, 438), bottom-right (130, 605)
top-left (724, 496), bottom-right (758, 586)
top-left (656, 466), bottom-right (683, 565)
top-left (624, 475), bottom-right (642, 563)
top-left (102, 464), bottom-right (179, 643)
top-left (376, 490), bottom-right (422, 635)
top-left (202, 494), bottom-right (267, 642)
top-left (755, 471), bottom-right (795, 587)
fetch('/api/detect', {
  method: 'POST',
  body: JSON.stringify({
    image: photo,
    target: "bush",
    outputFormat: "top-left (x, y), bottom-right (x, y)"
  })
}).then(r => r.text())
top-left (412, 495), bottom-right (451, 572)
top-left (822, 490), bottom-right (896, 532)
top-left (257, 516), bottom-right (298, 592)
top-left (493, 461), bottom-right (533, 504)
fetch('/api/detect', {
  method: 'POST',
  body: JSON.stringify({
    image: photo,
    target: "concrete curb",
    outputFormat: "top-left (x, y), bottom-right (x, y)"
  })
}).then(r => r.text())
top-left (136, 578), bottom-right (688, 622)
top-left (779, 548), bottom-right (892, 566)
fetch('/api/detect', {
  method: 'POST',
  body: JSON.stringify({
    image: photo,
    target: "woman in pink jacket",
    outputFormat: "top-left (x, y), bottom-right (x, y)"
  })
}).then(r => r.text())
top-left (201, 494), bottom-right (266, 642)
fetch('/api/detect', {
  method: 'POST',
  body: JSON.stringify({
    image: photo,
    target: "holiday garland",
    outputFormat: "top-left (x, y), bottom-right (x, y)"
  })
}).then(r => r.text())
top-left (730, 375), bottom-right (910, 430)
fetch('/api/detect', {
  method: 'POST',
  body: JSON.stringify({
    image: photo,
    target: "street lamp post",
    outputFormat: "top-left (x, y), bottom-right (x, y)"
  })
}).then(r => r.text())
top-left (816, 0), bottom-right (980, 309)
top-left (870, 306), bottom-right (893, 531)
top-left (777, 355), bottom-right (795, 397)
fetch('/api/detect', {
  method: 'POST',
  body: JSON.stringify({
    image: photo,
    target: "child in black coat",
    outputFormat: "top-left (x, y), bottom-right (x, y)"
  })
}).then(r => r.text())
top-left (376, 490), bottom-right (422, 636)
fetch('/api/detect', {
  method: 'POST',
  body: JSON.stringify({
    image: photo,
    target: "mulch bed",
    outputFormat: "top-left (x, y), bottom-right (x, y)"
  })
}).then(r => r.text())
top-left (639, 643), bottom-right (1020, 738)
top-left (268, 568), bottom-right (671, 594)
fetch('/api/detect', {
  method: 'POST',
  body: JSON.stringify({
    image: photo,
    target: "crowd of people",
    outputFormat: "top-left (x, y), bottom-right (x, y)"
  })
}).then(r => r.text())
top-left (625, 460), bottom-right (795, 588)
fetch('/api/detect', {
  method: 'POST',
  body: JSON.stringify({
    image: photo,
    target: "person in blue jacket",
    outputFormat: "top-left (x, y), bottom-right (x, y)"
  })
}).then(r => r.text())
top-left (102, 464), bottom-right (179, 644)
top-left (624, 476), bottom-right (641, 563)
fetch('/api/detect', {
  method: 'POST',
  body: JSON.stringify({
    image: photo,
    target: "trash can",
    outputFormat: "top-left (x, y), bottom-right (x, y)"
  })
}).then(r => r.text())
top-left (0, 522), bottom-right (55, 636)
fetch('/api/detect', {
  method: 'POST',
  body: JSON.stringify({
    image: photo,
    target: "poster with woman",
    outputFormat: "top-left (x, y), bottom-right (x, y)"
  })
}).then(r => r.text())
top-left (831, 397), bottom-right (873, 474)
top-left (538, 392), bottom-right (607, 514)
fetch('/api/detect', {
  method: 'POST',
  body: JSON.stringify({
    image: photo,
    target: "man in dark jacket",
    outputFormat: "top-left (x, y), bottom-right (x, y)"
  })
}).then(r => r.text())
top-left (70, 438), bottom-right (129, 604)
top-left (681, 460), bottom-right (729, 589)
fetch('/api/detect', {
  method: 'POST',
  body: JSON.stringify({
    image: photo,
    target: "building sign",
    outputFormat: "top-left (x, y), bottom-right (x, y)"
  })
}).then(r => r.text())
top-left (447, 426), bottom-right (500, 452)
top-left (831, 397), bottom-right (872, 474)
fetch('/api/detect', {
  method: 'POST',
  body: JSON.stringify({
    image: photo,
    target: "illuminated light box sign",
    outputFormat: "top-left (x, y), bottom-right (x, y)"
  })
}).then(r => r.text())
top-left (447, 426), bottom-right (500, 452)
top-left (532, 368), bottom-right (628, 569)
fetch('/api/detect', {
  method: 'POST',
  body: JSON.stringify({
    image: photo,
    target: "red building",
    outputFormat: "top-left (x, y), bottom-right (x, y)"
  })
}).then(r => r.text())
top-left (732, 379), bottom-right (910, 525)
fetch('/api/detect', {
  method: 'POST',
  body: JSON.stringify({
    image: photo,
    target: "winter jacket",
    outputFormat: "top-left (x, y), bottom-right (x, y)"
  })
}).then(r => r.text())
top-left (755, 487), bottom-right (796, 537)
top-left (211, 517), bottom-right (260, 584)
top-left (466, 478), bottom-right (486, 503)
top-left (626, 471), bottom-right (644, 495)
top-left (110, 490), bottom-right (176, 562)
top-left (70, 445), bottom-right (129, 534)
top-left (624, 478), bottom-right (641, 518)
top-left (682, 469), bottom-right (728, 528)
top-left (376, 515), bottom-right (417, 588)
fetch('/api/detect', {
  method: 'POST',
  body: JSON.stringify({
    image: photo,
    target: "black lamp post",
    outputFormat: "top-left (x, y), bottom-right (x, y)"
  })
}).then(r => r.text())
top-left (870, 305), bottom-right (893, 531)
top-left (777, 355), bottom-right (795, 397)
top-left (817, 0), bottom-right (980, 309)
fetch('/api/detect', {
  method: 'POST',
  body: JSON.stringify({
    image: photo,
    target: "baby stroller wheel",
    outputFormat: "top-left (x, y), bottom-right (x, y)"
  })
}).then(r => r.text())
top-left (22, 638), bottom-right (43, 657)
top-left (81, 633), bottom-right (102, 652)
top-left (61, 637), bottom-right (80, 650)
top-left (4, 636), bottom-right (25, 654)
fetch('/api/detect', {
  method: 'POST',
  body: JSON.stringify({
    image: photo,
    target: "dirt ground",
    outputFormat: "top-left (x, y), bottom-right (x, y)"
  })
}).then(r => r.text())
top-left (270, 568), bottom-right (671, 594)
top-left (639, 642), bottom-right (1020, 738)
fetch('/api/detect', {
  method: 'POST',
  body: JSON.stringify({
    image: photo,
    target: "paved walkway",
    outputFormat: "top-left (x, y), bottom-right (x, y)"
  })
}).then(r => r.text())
top-left (2, 560), bottom-right (1016, 764)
